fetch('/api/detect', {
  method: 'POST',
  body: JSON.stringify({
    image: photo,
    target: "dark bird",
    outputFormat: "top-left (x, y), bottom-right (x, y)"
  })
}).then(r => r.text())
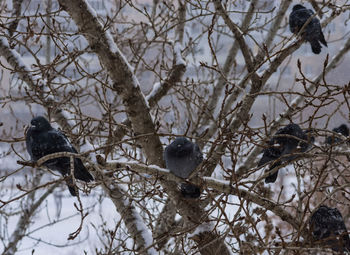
top-left (289, 4), bottom-right (327, 54)
top-left (164, 137), bottom-right (203, 198)
top-left (180, 183), bottom-right (201, 199)
top-left (25, 116), bottom-right (93, 196)
top-left (326, 124), bottom-right (349, 145)
top-left (258, 123), bottom-right (314, 183)
top-left (310, 205), bottom-right (350, 252)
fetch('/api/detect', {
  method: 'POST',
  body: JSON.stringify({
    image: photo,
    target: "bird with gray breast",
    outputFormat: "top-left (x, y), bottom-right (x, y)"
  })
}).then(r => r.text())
top-left (164, 137), bottom-right (203, 198)
top-left (25, 116), bottom-right (93, 196)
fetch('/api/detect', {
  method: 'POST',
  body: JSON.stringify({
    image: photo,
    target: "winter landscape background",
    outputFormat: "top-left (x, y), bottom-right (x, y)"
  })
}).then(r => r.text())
top-left (1, 0), bottom-right (350, 254)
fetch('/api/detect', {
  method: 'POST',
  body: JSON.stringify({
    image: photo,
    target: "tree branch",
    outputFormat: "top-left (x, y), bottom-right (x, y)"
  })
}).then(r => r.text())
top-left (199, 4), bottom-right (343, 179)
top-left (57, 1), bottom-right (230, 253)
top-left (198, 0), bottom-right (258, 148)
top-left (8, 0), bottom-right (23, 36)
top-left (101, 160), bottom-right (300, 231)
top-left (236, 35), bottom-right (350, 176)
top-left (58, 0), bottom-right (164, 166)
top-left (213, 0), bottom-right (254, 72)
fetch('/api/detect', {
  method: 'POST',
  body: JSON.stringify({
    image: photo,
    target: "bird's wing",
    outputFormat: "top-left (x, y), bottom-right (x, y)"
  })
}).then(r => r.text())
top-left (289, 13), bottom-right (300, 33)
top-left (47, 129), bottom-right (75, 153)
top-left (331, 209), bottom-right (347, 229)
top-left (258, 146), bottom-right (282, 166)
top-left (25, 127), bottom-right (34, 159)
top-left (60, 131), bottom-right (79, 153)
top-left (26, 129), bottom-right (53, 160)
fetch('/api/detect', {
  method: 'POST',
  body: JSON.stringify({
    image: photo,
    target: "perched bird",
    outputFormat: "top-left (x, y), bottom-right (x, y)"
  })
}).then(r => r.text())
top-left (258, 123), bottom-right (314, 183)
top-left (326, 124), bottom-right (349, 145)
top-left (310, 205), bottom-right (350, 252)
top-left (164, 137), bottom-right (203, 198)
top-left (25, 116), bottom-right (93, 196)
top-left (289, 4), bottom-right (327, 54)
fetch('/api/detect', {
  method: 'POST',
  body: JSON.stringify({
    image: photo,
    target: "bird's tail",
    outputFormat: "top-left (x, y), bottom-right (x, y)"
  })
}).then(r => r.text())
top-left (66, 177), bottom-right (78, 197)
top-left (74, 158), bottom-right (94, 182)
top-left (180, 183), bottom-right (200, 198)
top-left (319, 32), bottom-right (327, 47)
top-left (310, 40), bottom-right (322, 54)
top-left (265, 163), bottom-right (281, 183)
top-left (343, 235), bottom-right (350, 253)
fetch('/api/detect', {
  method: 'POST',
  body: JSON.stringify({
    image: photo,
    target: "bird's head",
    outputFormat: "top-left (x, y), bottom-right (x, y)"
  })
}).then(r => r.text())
top-left (30, 116), bottom-right (52, 131)
top-left (336, 124), bottom-right (349, 137)
top-left (292, 4), bottom-right (306, 11)
top-left (167, 137), bottom-right (193, 157)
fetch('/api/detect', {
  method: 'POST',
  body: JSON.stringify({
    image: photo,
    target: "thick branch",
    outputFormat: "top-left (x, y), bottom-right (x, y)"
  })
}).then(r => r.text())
top-left (102, 161), bottom-right (299, 230)
top-left (100, 178), bottom-right (158, 254)
top-left (255, 0), bottom-right (292, 62)
top-left (213, 0), bottom-right (254, 72)
top-left (103, 61), bottom-right (186, 156)
top-left (176, 0), bottom-right (186, 44)
top-left (58, 0), bottom-right (163, 166)
top-left (0, 37), bottom-right (37, 88)
top-left (154, 199), bottom-right (177, 249)
top-left (57, 1), bottom-right (230, 254)
top-left (0, 37), bottom-right (74, 131)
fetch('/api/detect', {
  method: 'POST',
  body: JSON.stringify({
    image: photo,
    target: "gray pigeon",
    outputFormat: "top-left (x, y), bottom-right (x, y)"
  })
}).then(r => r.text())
top-left (289, 4), bottom-right (327, 54)
top-left (310, 205), bottom-right (350, 252)
top-left (25, 116), bottom-right (93, 196)
top-left (164, 137), bottom-right (203, 198)
top-left (258, 124), bottom-right (314, 183)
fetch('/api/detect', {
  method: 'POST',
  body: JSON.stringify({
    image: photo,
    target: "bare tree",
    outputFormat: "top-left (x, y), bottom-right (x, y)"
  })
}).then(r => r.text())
top-left (1, 0), bottom-right (350, 254)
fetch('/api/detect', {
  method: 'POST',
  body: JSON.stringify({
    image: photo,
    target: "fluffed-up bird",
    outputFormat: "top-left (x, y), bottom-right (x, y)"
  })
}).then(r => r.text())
top-left (164, 137), bottom-right (203, 198)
